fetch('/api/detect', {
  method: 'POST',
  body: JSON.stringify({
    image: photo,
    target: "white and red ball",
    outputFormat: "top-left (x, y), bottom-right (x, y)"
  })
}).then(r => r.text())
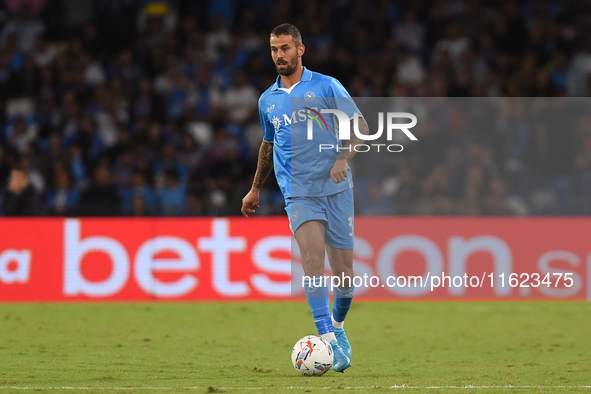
top-left (291, 335), bottom-right (333, 376)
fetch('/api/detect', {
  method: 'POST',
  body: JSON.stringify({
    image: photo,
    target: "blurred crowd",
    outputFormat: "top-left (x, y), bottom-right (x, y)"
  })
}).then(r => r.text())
top-left (1, 0), bottom-right (591, 216)
top-left (353, 97), bottom-right (591, 216)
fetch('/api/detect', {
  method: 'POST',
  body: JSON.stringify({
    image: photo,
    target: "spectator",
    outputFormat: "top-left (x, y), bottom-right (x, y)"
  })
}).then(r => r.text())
top-left (223, 70), bottom-right (258, 136)
top-left (31, 35), bottom-right (58, 68)
top-left (76, 162), bottom-right (120, 216)
top-left (44, 167), bottom-right (80, 215)
top-left (155, 142), bottom-right (188, 184)
top-left (6, 117), bottom-right (36, 154)
top-left (568, 37), bottom-right (591, 97)
top-left (80, 51), bottom-right (106, 87)
top-left (433, 23), bottom-right (468, 64)
top-left (158, 167), bottom-right (186, 216)
top-left (185, 190), bottom-right (206, 216)
top-left (0, 3), bottom-right (45, 52)
top-left (70, 116), bottom-right (105, 172)
top-left (20, 155), bottom-right (44, 194)
top-left (111, 49), bottom-right (142, 92)
top-left (482, 177), bottom-right (512, 215)
top-left (394, 10), bottom-right (425, 53)
top-left (396, 46), bottom-right (426, 87)
top-left (0, 166), bottom-right (40, 216)
top-left (60, 0), bottom-right (94, 32)
top-left (121, 169), bottom-right (157, 216)
top-left (393, 164), bottom-right (420, 215)
top-left (133, 76), bottom-right (163, 121)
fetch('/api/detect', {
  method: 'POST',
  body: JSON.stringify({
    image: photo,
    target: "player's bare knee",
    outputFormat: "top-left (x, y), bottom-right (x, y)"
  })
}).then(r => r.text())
top-left (301, 250), bottom-right (325, 276)
top-left (332, 268), bottom-right (353, 280)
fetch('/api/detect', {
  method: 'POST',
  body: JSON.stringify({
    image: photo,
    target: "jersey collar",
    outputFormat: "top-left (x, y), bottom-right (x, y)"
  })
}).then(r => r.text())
top-left (272, 67), bottom-right (313, 91)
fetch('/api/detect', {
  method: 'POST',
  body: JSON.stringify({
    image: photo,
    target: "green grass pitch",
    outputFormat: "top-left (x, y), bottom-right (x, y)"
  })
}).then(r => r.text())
top-left (0, 301), bottom-right (590, 393)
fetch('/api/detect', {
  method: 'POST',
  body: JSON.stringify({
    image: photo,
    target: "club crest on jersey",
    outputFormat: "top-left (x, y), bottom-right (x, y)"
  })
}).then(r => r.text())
top-left (304, 91), bottom-right (315, 102)
top-left (271, 115), bottom-right (282, 131)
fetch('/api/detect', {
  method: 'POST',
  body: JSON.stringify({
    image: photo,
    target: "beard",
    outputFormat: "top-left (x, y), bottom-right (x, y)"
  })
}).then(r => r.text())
top-left (275, 55), bottom-right (299, 76)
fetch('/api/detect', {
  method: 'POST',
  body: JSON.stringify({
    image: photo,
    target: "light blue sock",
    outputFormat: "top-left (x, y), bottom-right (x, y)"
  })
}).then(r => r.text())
top-left (332, 286), bottom-right (354, 324)
top-left (304, 276), bottom-right (333, 335)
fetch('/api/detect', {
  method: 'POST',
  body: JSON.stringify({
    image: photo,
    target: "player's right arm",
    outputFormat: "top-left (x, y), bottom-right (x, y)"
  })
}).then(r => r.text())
top-left (241, 96), bottom-right (276, 218)
top-left (241, 140), bottom-right (273, 217)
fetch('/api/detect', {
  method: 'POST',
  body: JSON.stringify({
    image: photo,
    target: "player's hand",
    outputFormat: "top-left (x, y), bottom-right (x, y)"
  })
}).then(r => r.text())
top-left (241, 189), bottom-right (261, 218)
top-left (330, 159), bottom-right (348, 183)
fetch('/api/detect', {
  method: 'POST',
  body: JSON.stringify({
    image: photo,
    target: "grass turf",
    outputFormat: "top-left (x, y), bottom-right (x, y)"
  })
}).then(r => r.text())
top-left (0, 301), bottom-right (589, 393)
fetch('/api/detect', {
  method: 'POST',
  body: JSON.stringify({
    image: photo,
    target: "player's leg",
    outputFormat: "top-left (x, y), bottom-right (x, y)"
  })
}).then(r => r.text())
top-left (324, 189), bottom-right (355, 362)
top-left (295, 220), bottom-right (355, 373)
top-left (295, 220), bottom-right (339, 341)
top-left (289, 198), bottom-right (335, 341)
top-left (326, 245), bottom-right (354, 361)
top-left (289, 197), bottom-right (350, 373)
top-left (295, 220), bottom-right (326, 277)
top-left (326, 246), bottom-right (354, 327)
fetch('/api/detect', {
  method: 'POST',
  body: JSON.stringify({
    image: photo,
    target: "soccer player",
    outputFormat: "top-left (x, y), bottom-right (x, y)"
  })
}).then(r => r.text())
top-left (241, 23), bottom-right (369, 373)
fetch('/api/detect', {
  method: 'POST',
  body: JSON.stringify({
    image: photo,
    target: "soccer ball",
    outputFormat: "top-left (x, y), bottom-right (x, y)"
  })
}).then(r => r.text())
top-left (291, 335), bottom-right (333, 376)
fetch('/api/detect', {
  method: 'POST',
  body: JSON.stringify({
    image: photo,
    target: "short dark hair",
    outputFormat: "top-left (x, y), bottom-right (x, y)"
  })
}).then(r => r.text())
top-left (11, 164), bottom-right (26, 173)
top-left (270, 23), bottom-right (302, 46)
top-left (10, 165), bottom-right (27, 178)
top-left (164, 167), bottom-right (179, 181)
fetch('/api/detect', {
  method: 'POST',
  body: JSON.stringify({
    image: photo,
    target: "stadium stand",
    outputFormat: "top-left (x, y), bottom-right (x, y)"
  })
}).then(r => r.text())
top-left (1, 0), bottom-right (590, 216)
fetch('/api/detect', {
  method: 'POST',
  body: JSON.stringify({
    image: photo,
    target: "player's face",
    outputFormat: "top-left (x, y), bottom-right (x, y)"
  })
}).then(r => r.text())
top-left (270, 34), bottom-right (303, 76)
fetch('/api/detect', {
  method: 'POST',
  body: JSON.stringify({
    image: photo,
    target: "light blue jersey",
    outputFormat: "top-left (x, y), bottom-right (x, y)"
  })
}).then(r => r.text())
top-left (258, 67), bottom-right (360, 199)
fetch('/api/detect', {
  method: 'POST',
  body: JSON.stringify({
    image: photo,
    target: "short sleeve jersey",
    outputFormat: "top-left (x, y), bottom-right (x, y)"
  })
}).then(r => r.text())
top-left (258, 67), bottom-right (360, 199)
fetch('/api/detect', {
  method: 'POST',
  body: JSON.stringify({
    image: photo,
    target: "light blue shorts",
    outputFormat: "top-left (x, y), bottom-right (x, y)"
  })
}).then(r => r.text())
top-left (285, 188), bottom-right (354, 249)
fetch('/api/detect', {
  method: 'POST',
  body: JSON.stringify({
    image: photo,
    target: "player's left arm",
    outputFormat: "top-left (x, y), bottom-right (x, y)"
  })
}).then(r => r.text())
top-left (327, 78), bottom-right (368, 183)
top-left (330, 116), bottom-right (369, 183)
